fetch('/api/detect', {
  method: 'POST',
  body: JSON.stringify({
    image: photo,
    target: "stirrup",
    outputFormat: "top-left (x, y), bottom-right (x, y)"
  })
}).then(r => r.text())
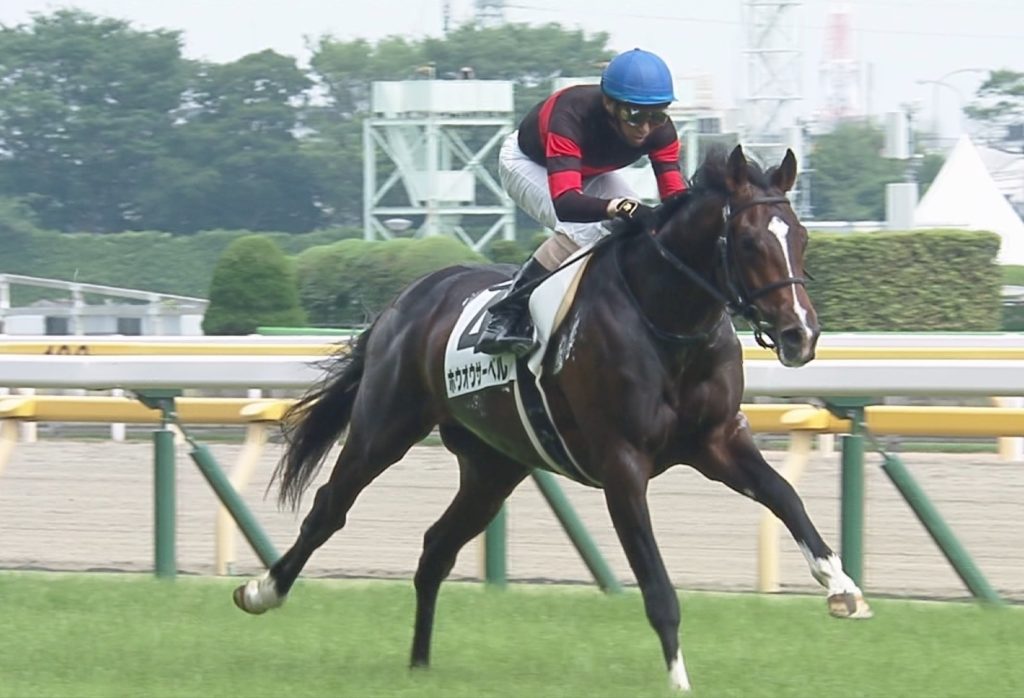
top-left (477, 332), bottom-right (536, 357)
top-left (476, 310), bottom-right (535, 356)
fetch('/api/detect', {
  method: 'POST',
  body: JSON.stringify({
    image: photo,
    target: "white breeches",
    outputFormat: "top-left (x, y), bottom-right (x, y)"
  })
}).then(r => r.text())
top-left (498, 131), bottom-right (639, 248)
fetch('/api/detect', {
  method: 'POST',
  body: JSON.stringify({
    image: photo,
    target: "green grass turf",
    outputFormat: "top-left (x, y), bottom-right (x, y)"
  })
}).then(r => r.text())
top-left (0, 572), bottom-right (1020, 698)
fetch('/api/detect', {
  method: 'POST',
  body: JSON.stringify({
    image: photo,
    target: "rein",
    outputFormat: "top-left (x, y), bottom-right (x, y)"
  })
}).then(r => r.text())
top-left (617, 195), bottom-right (806, 350)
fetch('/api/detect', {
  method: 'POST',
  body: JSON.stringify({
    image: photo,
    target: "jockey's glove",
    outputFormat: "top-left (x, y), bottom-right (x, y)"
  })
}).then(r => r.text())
top-left (607, 197), bottom-right (658, 232)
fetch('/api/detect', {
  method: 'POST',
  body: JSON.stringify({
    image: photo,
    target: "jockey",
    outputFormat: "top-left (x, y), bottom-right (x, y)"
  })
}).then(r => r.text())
top-left (476, 47), bottom-right (688, 357)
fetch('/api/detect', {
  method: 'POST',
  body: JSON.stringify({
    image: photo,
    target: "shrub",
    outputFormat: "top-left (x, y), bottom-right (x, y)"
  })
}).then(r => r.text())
top-left (488, 239), bottom-right (529, 265)
top-left (202, 235), bottom-right (306, 335)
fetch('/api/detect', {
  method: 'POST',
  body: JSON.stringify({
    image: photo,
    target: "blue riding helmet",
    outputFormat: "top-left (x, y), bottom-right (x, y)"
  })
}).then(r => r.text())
top-left (600, 48), bottom-right (675, 105)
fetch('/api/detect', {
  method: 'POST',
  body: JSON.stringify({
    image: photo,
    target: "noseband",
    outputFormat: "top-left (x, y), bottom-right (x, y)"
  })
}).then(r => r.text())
top-left (616, 195), bottom-right (807, 349)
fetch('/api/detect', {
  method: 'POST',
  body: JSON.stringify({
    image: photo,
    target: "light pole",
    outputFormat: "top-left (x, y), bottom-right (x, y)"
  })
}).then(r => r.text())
top-left (916, 68), bottom-right (987, 139)
top-left (916, 79), bottom-right (964, 137)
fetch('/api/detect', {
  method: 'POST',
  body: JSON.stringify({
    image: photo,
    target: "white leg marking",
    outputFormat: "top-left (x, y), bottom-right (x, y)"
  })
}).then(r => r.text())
top-left (768, 216), bottom-right (812, 336)
top-left (798, 544), bottom-right (872, 618)
top-left (798, 544), bottom-right (860, 596)
top-left (668, 649), bottom-right (692, 692)
top-left (243, 570), bottom-right (285, 613)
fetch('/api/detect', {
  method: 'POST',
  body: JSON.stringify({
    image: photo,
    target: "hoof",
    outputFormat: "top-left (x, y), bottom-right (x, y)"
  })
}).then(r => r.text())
top-left (828, 592), bottom-right (873, 619)
top-left (233, 581), bottom-right (272, 615)
top-left (233, 583), bottom-right (260, 614)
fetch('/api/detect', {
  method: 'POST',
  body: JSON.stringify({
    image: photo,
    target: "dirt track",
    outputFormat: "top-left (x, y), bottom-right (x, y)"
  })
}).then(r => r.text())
top-left (0, 438), bottom-right (1021, 602)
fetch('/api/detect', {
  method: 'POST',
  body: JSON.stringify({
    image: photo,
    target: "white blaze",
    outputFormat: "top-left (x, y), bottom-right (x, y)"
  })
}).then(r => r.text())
top-left (767, 216), bottom-right (811, 333)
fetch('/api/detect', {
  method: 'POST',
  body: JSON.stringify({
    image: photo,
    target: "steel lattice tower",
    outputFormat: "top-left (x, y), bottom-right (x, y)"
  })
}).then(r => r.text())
top-left (742, 0), bottom-right (806, 212)
top-left (741, 1), bottom-right (803, 158)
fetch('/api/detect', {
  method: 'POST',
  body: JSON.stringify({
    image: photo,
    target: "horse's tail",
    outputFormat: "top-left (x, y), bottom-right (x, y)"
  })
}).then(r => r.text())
top-left (272, 325), bottom-right (374, 509)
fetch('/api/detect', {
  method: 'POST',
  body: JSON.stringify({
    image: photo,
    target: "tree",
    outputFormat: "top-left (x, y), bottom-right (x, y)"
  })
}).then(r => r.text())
top-left (142, 50), bottom-right (324, 233)
top-left (916, 153), bottom-right (945, 196)
top-left (965, 70), bottom-right (1024, 144)
top-left (0, 10), bottom-right (187, 232)
top-left (809, 121), bottom-right (906, 221)
top-left (420, 23), bottom-right (612, 117)
top-left (202, 235), bottom-right (306, 335)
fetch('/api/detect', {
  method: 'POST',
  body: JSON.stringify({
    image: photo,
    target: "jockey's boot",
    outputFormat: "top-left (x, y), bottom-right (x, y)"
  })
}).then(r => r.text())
top-left (475, 257), bottom-right (549, 357)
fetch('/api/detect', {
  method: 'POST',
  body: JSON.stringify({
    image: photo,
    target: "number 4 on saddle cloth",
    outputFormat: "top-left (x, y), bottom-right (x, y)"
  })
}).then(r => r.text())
top-left (443, 249), bottom-right (597, 485)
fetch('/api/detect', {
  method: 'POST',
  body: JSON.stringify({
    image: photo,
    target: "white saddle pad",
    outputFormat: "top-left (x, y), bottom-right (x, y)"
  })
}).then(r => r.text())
top-left (443, 249), bottom-right (592, 398)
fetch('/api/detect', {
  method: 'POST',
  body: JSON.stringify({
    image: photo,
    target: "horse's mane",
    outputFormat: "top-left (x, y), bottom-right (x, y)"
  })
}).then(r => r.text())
top-left (688, 143), bottom-right (773, 195)
top-left (612, 144), bottom-right (775, 237)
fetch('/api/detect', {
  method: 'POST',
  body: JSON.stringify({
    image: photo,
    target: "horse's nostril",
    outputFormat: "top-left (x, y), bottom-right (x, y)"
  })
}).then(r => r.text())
top-left (779, 327), bottom-right (805, 350)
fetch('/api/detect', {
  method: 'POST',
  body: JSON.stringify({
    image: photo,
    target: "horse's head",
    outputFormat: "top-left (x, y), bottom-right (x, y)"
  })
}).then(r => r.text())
top-left (681, 144), bottom-right (819, 367)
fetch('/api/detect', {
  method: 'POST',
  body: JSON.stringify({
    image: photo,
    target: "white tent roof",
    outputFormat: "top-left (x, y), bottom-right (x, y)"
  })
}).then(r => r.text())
top-left (915, 134), bottom-right (1024, 266)
top-left (976, 144), bottom-right (1024, 207)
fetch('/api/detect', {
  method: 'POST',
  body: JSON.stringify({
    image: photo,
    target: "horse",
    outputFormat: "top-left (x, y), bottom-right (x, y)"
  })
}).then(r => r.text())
top-left (233, 144), bottom-right (872, 692)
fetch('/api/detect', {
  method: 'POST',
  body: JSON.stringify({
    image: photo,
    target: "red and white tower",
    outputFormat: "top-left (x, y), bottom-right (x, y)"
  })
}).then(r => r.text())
top-left (819, 3), bottom-right (863, 123)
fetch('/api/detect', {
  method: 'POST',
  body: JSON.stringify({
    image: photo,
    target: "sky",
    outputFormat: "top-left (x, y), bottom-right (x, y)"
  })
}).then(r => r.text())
top-left (1, 0), bottom-right (1022, 141)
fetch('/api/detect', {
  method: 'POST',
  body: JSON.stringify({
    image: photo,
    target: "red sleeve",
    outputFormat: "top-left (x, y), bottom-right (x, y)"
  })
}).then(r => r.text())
top-left (545, 132), bottom-right (584, 201)
top-left (546, 132), bottom-right (608, 221)
top-left (650, 139), bottom-right (687, 200)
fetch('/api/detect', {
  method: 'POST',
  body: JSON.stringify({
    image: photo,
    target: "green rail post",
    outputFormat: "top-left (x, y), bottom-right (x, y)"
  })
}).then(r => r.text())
top-left (826, 398), bottom-right (870, 588)
top-left (188, 440), bottom-right (281, 568)
top-left (484, 505), bottom-right (507, 588)
top-left (136, 389), bottom-right (182, 580)
top-left (531, 470), bottom-right (622, 594)
top-left (869, 443), bottom-right (1003, 604)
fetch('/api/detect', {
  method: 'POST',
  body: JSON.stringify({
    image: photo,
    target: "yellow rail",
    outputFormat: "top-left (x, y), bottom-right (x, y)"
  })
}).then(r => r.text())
top-left (0, 396), bottom-right (294, 424)
top-left (1, 340), bottom-right (1024, 360)
top-left (0, 396), bottom-right (1020, 437)
top-left (745, 347), bottom-right (1024, 361)
top-left (0, 342), bottom-right (340, 356)
top-left (743, 403), bottom-right (1024, 437)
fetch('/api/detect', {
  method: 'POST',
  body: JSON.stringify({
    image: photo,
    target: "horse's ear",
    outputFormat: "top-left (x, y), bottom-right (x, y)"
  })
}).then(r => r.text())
top-left (726, 145), bottom-right (748, 191)
top-left (771, 148), bottom-right (798, 193)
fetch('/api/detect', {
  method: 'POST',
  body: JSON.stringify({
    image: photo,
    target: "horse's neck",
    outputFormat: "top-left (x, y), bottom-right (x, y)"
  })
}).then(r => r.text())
top-left (615, 230), bottom-right (725, 338)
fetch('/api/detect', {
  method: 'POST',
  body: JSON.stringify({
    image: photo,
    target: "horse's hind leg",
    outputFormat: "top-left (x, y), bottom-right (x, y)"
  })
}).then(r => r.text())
top-left (235, 395), bottom-right (435, 615)
top-left (694, 423), bottom-right (872, 619)
top-left (409, 425), bottom-right (528, 669)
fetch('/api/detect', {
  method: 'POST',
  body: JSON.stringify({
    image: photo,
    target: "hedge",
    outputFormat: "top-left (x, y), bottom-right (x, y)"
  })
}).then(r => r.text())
top-left (805, 229), bottom-right (1002, 332)
top-left (0, 219), bottom-right (1009, 332)
top-left (294, 236), bottom-right (488, 327)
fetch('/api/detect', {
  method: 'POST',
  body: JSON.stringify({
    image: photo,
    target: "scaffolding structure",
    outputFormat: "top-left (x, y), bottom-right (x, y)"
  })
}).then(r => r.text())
top-left (742, 0), bottom-right (806, 210)
top-left (362, 79), bottom-right (516, 251)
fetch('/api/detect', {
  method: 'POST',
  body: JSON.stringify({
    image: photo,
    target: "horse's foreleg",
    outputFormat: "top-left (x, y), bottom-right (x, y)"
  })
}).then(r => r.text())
top-left (411, 428), bottom-right (527, 668)
top-left (697, 427), bottom-right (872, 620)
top-left (603, 453), bottom-right (691, 693)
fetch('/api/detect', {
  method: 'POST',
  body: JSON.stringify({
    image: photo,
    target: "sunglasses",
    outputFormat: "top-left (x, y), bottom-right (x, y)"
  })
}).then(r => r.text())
top-left (616, 104), bottom-right (670, 127)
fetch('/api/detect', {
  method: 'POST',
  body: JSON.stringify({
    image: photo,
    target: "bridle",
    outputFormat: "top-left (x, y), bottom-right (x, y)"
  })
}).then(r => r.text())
top-left (718, 196), bottom-right (807, 348)
top-left (615, 194), bottom-right (807, 350)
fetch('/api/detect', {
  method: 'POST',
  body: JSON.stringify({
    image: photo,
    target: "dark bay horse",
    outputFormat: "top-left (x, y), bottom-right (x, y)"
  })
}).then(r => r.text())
top-left (234, 145), bottom-right (871, 692)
